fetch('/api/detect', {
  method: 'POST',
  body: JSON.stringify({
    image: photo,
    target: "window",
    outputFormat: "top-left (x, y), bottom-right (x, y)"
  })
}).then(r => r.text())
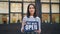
top-left (41, 4), bottom-right (50, 13)
top-left (52, 14), bottom-right (59, 23)
top-left (0, 14), bottom-right (9, 24)
top-left (10, 13), bottom-right (22, 23)
top-left (42, 14), bottom-right (50, 23)
top-left (41, 0), bottom-right (59, 23)
top-left (11, 3), bottom-right (22, 12)
top-left (51, 0), bottom-right (59, 3)
top-left (24, 0), bottom-right (35, 2)
top-left (10, 3), bottom-right (22, 23)
top-left (41, 0), bottom-right (50, 2)
top-left (10, 0), bottom-right (22, 1)
top-left (0, 0), bottom-right (8, 1)
top-left (0, 2), bottom-right (9, 24)
top-left (51, 4), bottom-right (59, 13)
top-left (0, 2), bottom-right (9, 13)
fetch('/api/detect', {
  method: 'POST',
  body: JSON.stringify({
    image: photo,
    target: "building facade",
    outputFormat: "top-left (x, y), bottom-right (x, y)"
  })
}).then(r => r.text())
top-left (0, 0), bottom-right (60, 24)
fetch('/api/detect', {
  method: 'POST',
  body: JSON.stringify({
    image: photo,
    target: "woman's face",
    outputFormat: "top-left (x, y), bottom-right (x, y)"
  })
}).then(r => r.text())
top-left (29, 5), bottom-right (35, 15)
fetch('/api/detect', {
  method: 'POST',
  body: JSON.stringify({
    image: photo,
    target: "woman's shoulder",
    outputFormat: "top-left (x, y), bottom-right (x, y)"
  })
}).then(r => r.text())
top-left (36, 16), bottom-right (41, 21)
top-left (36, 16), bottom-right (40, 19)
top-left (23, 16), bottom-right (27, 19)
top-left (23, 16), bottom-right (40, 19)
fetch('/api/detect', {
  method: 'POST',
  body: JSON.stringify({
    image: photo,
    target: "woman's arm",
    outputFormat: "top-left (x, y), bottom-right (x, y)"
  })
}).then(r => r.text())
top-left (38, 17), bottom-right (41, 34)
top-left (38, 17), bottom-right (41, 31)
top-left (35, 17), bottom-right (41, 34)
top-left (21, 16), bottom-right (27, 32)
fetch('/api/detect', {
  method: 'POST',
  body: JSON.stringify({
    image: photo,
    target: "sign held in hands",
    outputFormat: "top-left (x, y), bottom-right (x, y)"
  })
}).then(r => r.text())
top-left (24, 21), bottom-right (39, 32)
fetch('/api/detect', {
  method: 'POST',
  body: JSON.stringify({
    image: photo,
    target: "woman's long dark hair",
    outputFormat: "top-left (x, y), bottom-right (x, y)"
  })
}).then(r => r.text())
top-left (27, 4), bottom-right (37, 18)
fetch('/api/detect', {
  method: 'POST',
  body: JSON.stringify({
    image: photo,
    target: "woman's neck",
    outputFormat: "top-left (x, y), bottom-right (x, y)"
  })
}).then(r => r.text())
top-left (30, 14), bottom-right (34, 16)
top-left (30, 15), bottom-right (33, 16)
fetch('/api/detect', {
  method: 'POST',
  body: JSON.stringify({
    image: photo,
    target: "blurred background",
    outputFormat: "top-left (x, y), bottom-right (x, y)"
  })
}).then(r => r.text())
top-left (0, 0), bottom-right (60, 34)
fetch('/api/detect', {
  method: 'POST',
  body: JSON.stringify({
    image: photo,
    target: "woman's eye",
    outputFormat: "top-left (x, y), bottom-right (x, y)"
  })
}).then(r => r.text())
top-left (29, 7), bottom-right (34, 9)
top-left (29, 8), bottom-right (31, 9)
top-left (31, 7), bottom-right (34, 9)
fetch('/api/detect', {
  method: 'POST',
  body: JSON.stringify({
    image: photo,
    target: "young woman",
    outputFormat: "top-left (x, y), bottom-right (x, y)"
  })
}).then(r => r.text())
top-left (21, 4), bottom-right (41, 34)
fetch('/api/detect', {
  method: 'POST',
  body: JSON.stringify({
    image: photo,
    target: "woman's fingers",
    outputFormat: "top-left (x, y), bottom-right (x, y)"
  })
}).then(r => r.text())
top-left (23, 22), bottom-right (26, 25)
top-left (21, 28), bottom-right (24, 33)
top-left (35, 30), bottom-right (41, 34)
top-left (22, 22), bottom-right (26, 25)
top-left (24, 23), bottom-right (26, 25)
top-left (21, 29), bottom-right (24, 33)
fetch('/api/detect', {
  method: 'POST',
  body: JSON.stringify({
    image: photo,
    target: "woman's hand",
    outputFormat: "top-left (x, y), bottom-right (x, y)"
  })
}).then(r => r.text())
top-left (21, 28), bottom-right (24, 33)
top-left (23, 22), bottom-right (26, 25)
top-left (21, 22), bottom-right (26, 33)
top-left (35, 30), bottom-right (41, 34)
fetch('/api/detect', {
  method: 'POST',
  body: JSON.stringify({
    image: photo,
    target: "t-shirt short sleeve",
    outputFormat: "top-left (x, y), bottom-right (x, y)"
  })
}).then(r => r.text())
top-left (22, 16), bottom-right (27, 23)
top-left (36, 17), bottom-right (41, 30)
